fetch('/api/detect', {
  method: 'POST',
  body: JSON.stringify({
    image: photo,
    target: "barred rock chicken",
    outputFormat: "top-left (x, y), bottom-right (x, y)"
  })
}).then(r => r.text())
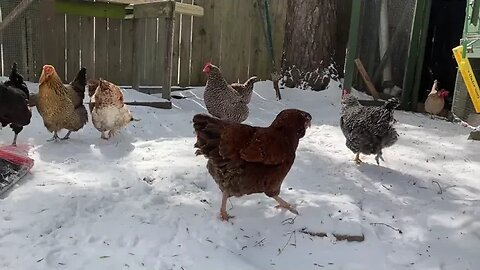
top-left (0, 63), bottom-right (31, 145)
top-left (37, 65), bottom-right (88, 141)
top-left (88, 78), bottom-right (136, 140)
top-left (203, 63), bottom-right (251, 123)
top-left (230, 76), bottom-right (258, 103)
top-left (340, 90), bottom-right (399, 165)
top-left (425, 80), bottom-right (449, 116)
top-left (193, 109), bottom-right (312, 221)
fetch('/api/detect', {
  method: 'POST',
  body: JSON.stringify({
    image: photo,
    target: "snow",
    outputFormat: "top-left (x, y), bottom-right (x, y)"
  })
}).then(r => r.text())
top-left (0, 80), bottom-right (479, 270)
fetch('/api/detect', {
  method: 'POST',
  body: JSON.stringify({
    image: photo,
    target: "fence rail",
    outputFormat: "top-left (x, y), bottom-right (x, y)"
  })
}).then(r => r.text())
top-left (0, 0), bottom-right (287, 87)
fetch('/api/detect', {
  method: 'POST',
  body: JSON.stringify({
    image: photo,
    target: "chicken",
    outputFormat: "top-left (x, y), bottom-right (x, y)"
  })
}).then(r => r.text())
top-left (88, 78), bottom-right (136, 140)
top-left (340, 90), bottom-right (399, 165)
top-left (193, 109), bottom-right (312, 221)
top-left (0, 63), bottom-right (32, 145)
top-left (202, 63), bottom-right (250, 123)
top-left (425, 80), bottom-right (449, 116)
top-left (230, 76), bottom-right (258, 103)
top-left (37, 65), bottom-right (88, 141)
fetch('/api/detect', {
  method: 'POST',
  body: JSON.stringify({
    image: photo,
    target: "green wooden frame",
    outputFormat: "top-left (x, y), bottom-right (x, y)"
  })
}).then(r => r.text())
top-left (344, 0), bottom-right (432, 111)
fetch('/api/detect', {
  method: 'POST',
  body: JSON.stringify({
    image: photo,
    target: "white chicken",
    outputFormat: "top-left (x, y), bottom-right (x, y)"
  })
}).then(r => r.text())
top-left (88, 79), bottom-right (136, 140)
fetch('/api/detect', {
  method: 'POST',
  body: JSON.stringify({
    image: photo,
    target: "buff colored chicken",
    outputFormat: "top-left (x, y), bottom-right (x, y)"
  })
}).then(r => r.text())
top-left (425, 80), bottom-right (449, 117)
top-left (88, 79), bottom-right (136, 140)
top-left (37, 65), bottom-right (88, 141)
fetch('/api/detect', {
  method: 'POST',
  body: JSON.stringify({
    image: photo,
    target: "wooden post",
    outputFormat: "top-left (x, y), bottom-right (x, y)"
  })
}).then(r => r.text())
top-left (163, 4), bottom-right (175, 101)
top-left (402, 0), bottom-right (431, 111)
top-left (132, 19), bottom-right (140, 90)
top-left (343, 0), bottom-right (362, 93)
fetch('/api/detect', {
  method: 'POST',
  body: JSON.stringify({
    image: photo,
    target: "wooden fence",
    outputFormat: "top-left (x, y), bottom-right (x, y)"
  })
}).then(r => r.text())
top-left (0, 0), bottom-right (287, 87)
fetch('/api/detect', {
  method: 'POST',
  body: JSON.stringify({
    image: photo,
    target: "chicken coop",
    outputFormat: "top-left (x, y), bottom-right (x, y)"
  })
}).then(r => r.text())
top-left (452, 0), bottom-right (480, 140)
top-left (344, 0), bottom-right (431, 110)
top-left (0, 0), bottom-right (288, 109)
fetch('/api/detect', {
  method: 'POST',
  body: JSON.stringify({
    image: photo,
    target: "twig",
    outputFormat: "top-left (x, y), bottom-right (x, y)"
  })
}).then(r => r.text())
top-left (281, 216), bottom-right (297, 225)
top-left (370, 222), bottom-right (403, 234)
top-left (277, 231), bottom-right (296, 255)
top-left (432, 180), bottom-right (443, 194)
top-left (253, 237), bottom-right (266, 247)
top-left (381, 184), bottom-right (391, 191)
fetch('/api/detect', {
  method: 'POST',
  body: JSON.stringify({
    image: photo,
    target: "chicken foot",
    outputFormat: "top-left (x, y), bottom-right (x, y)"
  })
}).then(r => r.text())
top-left (61, 131), bottom-right (72, 140)
top-left (273, 195), bottom-right (299, 215)
top-left (354, 153), bottom-right (363, 165)
top-left (375, 152), bottom-right (385, 165)
top-left (47, 132), bottom-right (61, 142)
top-left (219, 193), bottom-right (234, 221)
top-left (101, 131), bottom-right (110, 140)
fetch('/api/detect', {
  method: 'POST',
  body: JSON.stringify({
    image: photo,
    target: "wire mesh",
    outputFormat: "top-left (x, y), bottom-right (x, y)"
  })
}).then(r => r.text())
top-left (353, 0), bottom-right (417, 99)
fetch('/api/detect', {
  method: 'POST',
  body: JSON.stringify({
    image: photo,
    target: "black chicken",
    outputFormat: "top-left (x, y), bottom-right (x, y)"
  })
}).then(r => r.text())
top-left (0, 63), bottom-right (31, 145)
top-left (340, 91), bottom-right (399, 165)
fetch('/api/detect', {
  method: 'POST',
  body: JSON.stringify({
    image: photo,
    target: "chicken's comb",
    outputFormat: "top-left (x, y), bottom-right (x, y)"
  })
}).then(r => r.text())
top-left (342, 89), bottom-right (349, 97)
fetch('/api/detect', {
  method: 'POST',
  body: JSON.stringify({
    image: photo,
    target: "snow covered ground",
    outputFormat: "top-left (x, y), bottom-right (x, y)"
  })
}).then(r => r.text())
top-left (0, 80), bottom-right (479, 270)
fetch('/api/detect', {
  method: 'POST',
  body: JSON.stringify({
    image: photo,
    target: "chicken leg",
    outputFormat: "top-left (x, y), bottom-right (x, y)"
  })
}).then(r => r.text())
top-left (375, 151), bottom-right (385, 165)
top-left (219, 193), bottom-right (234, 221)
top-left (101, 131), bottom-right (110, 140)
top-left (61, 131), bottom-right (72, 140)
top-left (12, 133), bottom-right (18, 146)
top-left (273, 195), bottom-right (299, 215)
top-left (47, 132), bottom-right (61, 142)
top-left (354, 153), bottom-right (363, 165)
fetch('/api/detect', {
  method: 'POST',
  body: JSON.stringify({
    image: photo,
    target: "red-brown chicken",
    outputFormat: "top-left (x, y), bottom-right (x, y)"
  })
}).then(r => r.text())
top-left (193, 109), bottom-right (312, 221)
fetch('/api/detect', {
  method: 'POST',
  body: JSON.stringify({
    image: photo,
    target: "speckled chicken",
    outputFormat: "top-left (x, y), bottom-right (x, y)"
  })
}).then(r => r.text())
top-left (88, 79), bottom-right (135, 140)
top-left (230, 76), bottom-right (258, 103)
top-left (193, 109), bottom-right (312, 221)
top-left (37, 65), bottom-right (88, 141)
top-left (202, 63), bottom-right (250, 123)
top-left (340, 91), bottom-right (399, 165)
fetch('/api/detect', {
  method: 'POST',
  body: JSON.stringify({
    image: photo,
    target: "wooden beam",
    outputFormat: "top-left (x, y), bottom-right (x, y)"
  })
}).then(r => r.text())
top-left (0, 0), bottom-right (37, 34)
top-left (54, 0), bottom-right (130, 19)
top-left (163, 14), bottom-right (175, 100)
top-left (343, 0), bottom-right (362, 93)
top-left (174, 2), bottom-right (204, 16)
top-left (354, 58), bottom-right (380, 100)
top-left (132, 1), bottom-right (175, 19)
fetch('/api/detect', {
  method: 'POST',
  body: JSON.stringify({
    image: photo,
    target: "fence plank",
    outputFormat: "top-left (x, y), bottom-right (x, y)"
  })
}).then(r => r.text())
top-left (66, 15), bottom-right (80, 81)
top-left (144, 18), bottom-right (157, 86)
top-left (154, 18), bottom-right (166, 87)
top-left (120, 19), bottom-right (133, 85)
top-left (81, 16), bottom-right (95, 79)
top-left (95, 18), bottom-right (108, 79)
top-left (218, 0), bottom-right (237, 82)
top-left (271, 0), bottom-right (287, 72)
top-left (190, 0), bottom-right (206, 86)
top-left (179, 0), bottom-right (193, 87)
top-left (107, 18), bottom-right (121, 82)
top-left (39, 0), bottom-right (66, 81)
top-left (171, 9), bottom-right (181, 85)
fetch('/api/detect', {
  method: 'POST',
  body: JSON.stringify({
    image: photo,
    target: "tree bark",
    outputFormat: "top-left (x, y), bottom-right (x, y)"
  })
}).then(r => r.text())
top-left (283, 0), bottom-right (338, 72)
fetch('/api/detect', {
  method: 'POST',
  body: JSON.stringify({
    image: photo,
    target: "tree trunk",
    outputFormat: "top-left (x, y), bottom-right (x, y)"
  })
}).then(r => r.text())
top-left (283, 0), bottom-right (338, 73)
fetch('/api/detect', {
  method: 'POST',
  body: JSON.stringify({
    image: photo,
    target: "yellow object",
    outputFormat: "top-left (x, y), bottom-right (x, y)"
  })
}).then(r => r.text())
top-left (452, 45), bottom-right (480, 113)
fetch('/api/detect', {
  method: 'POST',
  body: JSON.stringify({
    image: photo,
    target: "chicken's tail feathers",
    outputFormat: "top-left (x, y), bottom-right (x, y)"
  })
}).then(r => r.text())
top-left (193, 114), bottom-right (223, 156)
top-left (246, 76), bottom-right (259, 85)
top-left (71, 67), bottom-right (87, 99)
top-left (384, 98), bottom-right (400, 110)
